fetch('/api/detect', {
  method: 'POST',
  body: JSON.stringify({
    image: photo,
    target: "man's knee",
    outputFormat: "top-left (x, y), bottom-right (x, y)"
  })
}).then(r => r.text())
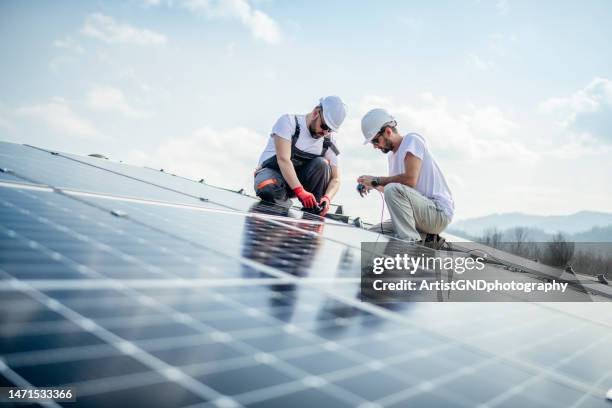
top-left (308, 157), bottom-right (331, 175)
top-left (255, 178), bottom-right (285, 202)
top-left (311, 156), bottom-right (328, 167)
top-left (384, 183), bottom-right (404, 200)
top-left (384, 183), bottom-right (418, 199)
top-left (256, 185), bottom-right (285, 202)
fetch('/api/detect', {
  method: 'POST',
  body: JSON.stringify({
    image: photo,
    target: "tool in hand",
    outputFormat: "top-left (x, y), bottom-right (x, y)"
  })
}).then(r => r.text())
top-left (357, 183), bottom-right (367, 197)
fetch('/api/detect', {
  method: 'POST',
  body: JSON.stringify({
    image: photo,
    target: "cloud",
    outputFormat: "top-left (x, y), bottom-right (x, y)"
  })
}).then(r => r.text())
top-left (87, 86), bottom-right (148, 118)
top-left (466, 53), bottom-right (494, 71)
top-left (15, 99), bottom-right (102, 139)
top-left (127, 126), bottom-right (268, 189)
top-left (545, 137), bottom-right (612, 159)
top-left (178, 0), bottom-right (281, 44)
top-left (538, 77), bottom-right (612, 143)
top-left (49, 56), bottom-right (79, 73)
top-left (352, 94), bottom-right (536, 162)
top-left (82, 13), bottom-right (167, 46)
top-left (53, 36), bottom-right (84, 53)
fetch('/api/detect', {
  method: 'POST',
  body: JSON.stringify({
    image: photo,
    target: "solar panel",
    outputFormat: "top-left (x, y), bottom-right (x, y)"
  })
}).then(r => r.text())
top-left (1, 141), bottom-right (612, 407)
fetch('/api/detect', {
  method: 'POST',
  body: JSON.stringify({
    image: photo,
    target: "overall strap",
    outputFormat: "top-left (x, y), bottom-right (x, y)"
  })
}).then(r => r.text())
top-left (291, 115), bottom-right (300, 150)
top-left (322, 136), bottom-right (340, 156)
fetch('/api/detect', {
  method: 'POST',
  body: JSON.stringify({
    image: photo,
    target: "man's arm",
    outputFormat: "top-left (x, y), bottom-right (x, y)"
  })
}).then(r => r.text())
top-left (274, 134), bottom-right (317, 208)
top-left (357, 152), bottom-right (422, 189)
top-left (273, 134), bottom-right (301, 188)
top-left (324, 165), bottom-right (340, 199)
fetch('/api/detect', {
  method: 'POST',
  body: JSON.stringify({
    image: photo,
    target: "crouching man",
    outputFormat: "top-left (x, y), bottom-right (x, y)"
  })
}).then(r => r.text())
top-left (254, 96), bottom-right (347, 216)
top-left (357, 108), bottom-right (454, 245)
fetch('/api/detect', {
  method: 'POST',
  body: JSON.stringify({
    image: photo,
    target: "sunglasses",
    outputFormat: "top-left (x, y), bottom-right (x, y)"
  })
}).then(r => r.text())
top-left (371, 133), bottom-right (382, 145)
top-left (319, 112), bottom-right (331, 132)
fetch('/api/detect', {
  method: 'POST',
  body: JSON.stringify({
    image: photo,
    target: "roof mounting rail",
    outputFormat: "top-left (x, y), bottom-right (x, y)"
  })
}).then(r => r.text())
top-left (110, 210), bottom-right (128, 218)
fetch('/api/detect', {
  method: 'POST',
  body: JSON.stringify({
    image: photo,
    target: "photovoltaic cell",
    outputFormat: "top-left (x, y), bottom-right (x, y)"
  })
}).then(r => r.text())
top-left (0, 142), bottom-right (226, 210)
top-left (1, 140), bottom-right (612, 408)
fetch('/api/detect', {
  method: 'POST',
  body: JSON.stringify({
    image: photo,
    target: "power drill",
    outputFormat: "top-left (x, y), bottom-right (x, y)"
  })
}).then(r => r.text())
top-left (357, 183), bottom-right (367, 197)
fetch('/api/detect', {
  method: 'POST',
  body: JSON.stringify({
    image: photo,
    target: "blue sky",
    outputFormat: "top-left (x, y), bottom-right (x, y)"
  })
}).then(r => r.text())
top-left (1, 0), bottom-right (611, 224)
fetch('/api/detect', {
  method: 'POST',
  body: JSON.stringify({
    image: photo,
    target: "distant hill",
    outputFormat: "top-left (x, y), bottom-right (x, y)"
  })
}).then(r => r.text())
top-left (450, 211), bottom-right (612, 237)
top-left (448, 225), bottom-right (612, 242)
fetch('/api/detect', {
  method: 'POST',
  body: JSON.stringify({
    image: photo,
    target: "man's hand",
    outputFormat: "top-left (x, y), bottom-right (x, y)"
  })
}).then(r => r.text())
top-left (319, 195), bottom-right (330, 216)
top-left (293, 186), bottom-right (317, 208)
top-left (357, 175), bottom-right (375, 188)
top-left (357, 183), bottom-right (371, 197)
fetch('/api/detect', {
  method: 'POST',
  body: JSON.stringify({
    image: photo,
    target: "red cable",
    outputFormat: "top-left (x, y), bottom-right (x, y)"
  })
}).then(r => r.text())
top-left (378, 189), bottom-right (385, 234)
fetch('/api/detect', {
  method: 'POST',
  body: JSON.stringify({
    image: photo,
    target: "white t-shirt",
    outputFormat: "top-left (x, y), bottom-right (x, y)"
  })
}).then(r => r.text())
top-left (388, 133), bottom-right (454, 218)
top-left (257, 114), bottom-right (339, 167)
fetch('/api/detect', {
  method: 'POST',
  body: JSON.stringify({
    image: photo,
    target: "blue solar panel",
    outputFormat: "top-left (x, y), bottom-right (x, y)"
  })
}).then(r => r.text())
top-left (1, 141), bottom-right (612, 407)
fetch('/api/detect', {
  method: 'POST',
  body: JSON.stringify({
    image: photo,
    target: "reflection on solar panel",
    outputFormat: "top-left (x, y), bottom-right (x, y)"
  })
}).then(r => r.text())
top-left (1, 141), bottom-right (612, 407)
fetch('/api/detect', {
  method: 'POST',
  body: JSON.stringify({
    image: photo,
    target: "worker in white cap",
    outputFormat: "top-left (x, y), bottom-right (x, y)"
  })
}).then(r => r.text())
top-left (254, 96), bottom-right (347, 216)
top-left (357, 108), bottom-right (454, 246)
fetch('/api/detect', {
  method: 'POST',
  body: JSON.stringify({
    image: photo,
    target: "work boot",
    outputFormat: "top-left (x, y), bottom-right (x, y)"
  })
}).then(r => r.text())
top-left (423, 234), bottom-right (446, 250)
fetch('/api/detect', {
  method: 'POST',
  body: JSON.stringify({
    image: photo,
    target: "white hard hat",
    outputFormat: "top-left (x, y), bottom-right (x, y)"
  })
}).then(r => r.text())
top-left (319, 96), bottom-right (347, 132)
top-left (361, 108), bottom-right (396, 145)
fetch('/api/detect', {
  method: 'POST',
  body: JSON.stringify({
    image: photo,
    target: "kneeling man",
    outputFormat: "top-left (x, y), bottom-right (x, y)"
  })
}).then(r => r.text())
top-left (254, 96), bottom-right (346, 216)
top-left (357, 108), bottom-right (454, 244)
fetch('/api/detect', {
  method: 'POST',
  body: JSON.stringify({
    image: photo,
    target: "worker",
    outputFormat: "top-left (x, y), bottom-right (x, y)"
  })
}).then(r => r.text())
top-left (357, 108), bottom-right (454, 247)
top-left (254, 96), bottom-right (347, 216)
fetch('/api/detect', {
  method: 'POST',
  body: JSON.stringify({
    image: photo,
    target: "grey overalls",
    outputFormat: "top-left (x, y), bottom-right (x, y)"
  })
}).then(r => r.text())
top-left (254, 116), bottom-right (339, 204)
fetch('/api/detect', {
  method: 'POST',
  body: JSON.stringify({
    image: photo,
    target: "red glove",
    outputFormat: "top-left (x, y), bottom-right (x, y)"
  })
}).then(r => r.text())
top-left (319, 195), bottom-right (330, 216)
top-left (293, 185), bottom-right (317, 208)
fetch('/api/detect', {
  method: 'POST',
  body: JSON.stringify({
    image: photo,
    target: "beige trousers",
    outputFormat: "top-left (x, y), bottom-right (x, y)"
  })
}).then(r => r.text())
top-left (368, 183), bottom-right (451, 241)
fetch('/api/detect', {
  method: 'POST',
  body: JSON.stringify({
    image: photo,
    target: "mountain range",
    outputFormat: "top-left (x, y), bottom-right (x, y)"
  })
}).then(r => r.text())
top-left (449, 211), bottom-right (612, 241)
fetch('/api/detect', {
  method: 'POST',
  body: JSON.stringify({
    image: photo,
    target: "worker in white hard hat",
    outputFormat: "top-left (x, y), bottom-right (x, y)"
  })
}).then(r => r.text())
top-left (357, 108), bottom-right (454, 246)
top-left (254, 96), bottom-right (347, 216)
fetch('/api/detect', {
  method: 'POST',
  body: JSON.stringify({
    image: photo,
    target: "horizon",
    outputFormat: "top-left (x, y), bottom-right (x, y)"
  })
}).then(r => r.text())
top-left (453, 209), bottom-right (612, 222)
top-left (1, 1), bottom-right (611, 224)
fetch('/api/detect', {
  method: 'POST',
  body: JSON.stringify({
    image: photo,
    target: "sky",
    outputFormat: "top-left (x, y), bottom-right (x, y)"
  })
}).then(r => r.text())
top-left (1, 0), bottom-right (611, 225)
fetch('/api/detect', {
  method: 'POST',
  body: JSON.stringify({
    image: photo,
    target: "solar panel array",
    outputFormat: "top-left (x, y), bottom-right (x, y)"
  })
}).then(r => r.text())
top-left (1, 141), bottom-right (611, 408)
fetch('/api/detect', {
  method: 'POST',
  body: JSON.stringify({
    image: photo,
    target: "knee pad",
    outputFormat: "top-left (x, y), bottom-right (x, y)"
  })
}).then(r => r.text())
top-left (256, 182), bottom-right (284, 202)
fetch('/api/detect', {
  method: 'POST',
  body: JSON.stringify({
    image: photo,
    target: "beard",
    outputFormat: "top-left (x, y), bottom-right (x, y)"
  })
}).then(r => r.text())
top-left (308, 122), bottom-right (324, 138)
top-left (380, 139), bottom-right (393, 153)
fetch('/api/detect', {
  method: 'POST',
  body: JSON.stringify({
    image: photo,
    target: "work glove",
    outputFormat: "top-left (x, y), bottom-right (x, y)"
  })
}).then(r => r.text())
top-left (319, 195), bottom-right (330, 216)
top-left (293, 185), bottom-right (317, 208)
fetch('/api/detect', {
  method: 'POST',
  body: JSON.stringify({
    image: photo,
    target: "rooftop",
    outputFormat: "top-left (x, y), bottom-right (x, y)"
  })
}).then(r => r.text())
top-left (1, 141), bottom-right (611, 407)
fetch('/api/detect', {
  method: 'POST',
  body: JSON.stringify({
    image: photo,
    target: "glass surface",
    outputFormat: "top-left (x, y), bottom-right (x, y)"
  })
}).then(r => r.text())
top-left (2, 141), bottom-right (611, 407)
top-left (0, 142), bottom-right (223, 209)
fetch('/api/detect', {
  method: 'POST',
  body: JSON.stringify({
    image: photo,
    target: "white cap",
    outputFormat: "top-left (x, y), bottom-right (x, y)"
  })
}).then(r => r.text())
top-left (319, 96), bottom-right (347, 132)
top-left (361, 108), bottom-right (396, 145)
